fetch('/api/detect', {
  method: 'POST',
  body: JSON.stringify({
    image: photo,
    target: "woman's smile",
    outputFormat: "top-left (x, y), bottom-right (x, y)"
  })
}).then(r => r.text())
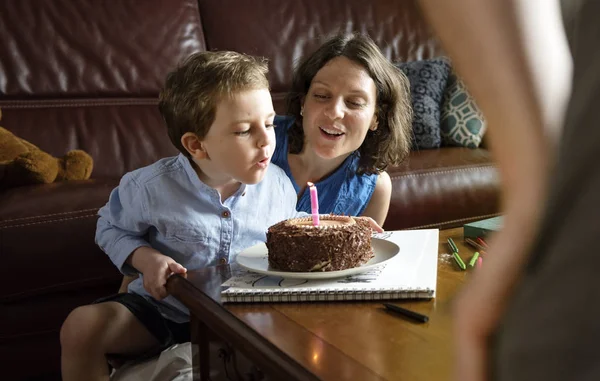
top-left (319, 125), bottom-right (345, 140)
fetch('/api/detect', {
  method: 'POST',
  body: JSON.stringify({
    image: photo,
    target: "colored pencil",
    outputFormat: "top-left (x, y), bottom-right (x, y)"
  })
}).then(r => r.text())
top-left (465, 238), bottom-right (487, 253)
top-left (476, 236), bottom-right (489, 248)
top-left (468, 252), bottom-right (480, 268)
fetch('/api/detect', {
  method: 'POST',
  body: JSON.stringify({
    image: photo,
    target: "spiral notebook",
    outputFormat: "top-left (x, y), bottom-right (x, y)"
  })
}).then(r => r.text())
top-left (221, 229), bottom-right (439, 303)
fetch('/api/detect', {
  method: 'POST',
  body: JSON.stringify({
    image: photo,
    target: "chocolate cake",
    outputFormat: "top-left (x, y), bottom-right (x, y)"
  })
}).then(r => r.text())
top-left (266, 215), bottom-right (373, 272)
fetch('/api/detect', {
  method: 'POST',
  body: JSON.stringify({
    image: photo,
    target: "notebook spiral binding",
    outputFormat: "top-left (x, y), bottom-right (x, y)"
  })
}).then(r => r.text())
top-left (221, 287), bottom-right (434, 303)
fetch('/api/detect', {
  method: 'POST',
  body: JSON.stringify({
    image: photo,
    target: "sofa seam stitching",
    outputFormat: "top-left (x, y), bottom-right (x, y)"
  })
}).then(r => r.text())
top-left (390, 165), bottom-right (496, 180)
top-left (0, 208), bottom-right (100, 223)
top-left (0, 100), bottom-right (158, 108)
top-left (0, 214), bottom-right (98, 229)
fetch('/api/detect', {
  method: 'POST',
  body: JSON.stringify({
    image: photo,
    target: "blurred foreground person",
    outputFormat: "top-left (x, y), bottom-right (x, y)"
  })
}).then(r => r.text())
top-left (419, 1), bottom-right (600, 380)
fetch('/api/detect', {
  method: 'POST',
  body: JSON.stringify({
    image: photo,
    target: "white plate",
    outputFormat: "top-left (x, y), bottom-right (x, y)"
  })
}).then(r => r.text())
top-left (235, 238), bottom-right (400, 280)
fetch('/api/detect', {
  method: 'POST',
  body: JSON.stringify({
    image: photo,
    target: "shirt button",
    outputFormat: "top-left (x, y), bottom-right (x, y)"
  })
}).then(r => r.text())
top-left (222, 211), bottom-right (230, 218)
top-left (219, 258), bottom-right (227, 265)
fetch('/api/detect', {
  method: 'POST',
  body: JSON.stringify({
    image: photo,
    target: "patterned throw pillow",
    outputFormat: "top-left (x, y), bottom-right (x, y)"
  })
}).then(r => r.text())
top-left (440, 73), bottom-right (487, 148)
top-left (396, 58), bottom-right (452, 149)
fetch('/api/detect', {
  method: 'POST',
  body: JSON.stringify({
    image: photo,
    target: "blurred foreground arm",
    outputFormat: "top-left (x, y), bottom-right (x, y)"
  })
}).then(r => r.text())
top-left (418, 1), bottom-right (571, 380)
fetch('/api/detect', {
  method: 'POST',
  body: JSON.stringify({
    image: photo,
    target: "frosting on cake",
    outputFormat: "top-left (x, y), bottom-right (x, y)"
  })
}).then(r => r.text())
top-left (266, 215), bottom-right (373, 272)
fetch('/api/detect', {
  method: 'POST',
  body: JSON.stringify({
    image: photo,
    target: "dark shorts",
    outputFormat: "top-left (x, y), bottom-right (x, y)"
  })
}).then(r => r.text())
top-left (94, 293), bottom-right (190, 364)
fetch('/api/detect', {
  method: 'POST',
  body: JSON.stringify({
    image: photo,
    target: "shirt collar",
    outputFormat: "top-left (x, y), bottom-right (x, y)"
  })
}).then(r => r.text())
top-left (177, 153), bottom-right (249, 202)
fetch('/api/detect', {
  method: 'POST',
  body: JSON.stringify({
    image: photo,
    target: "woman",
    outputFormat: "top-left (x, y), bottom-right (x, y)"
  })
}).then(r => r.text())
top-left (273, 32), bottom-right (413, 226)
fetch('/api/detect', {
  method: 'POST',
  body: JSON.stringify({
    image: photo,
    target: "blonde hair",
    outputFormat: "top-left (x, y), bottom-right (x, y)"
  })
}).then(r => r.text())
top-left (159, 51), bottom-right (269, 155)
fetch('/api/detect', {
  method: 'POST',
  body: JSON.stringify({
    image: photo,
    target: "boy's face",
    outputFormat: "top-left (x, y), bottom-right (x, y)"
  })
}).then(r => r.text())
top-left (195, 88), bottom-right (276, 186)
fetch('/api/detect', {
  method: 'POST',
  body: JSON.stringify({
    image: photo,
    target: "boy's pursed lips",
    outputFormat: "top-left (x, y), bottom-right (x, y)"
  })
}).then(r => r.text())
top-left (255, 153), bottom-right (271, 168)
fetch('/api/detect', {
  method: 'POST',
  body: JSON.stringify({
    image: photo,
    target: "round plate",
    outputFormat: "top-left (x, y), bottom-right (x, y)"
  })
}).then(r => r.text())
top-left (235, 238), bottom-right (400, 280)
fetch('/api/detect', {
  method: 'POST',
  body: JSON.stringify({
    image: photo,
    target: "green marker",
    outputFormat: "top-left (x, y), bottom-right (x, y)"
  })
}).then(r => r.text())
top-left (452, 251), bottom-right (466, 270)
top-left (469, 252), bottom-right (480, 267)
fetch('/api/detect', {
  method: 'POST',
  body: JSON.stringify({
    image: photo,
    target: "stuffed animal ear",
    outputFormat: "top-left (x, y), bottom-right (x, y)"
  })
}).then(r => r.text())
top-left (55, 150), bottom-right (94, 181)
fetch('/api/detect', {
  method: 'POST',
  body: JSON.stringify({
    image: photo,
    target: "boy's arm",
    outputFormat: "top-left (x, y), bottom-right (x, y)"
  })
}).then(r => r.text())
top-left (95, 174), bottom-right (153, 275)
top-left (127, 245), bottom-right (186, 300)
top-left (97, 174), bottom-right (186, 300)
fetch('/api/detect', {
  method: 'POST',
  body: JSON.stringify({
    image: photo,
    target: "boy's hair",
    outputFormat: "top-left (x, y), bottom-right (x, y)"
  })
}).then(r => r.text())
top-left (286, 32), bottom-right (413, 175)
top-left (159, 51), bottom-right (269, 155)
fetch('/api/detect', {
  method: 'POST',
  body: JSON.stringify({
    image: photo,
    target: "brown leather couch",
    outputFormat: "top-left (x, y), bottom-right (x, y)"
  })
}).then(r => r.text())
top-left (0, 0), bottom-right (500, 379)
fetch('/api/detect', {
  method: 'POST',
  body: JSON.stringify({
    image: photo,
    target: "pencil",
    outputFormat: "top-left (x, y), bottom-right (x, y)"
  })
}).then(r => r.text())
top-left (476, 237), bottom-right (489, 248)
top-left (465, 238), bottom-right (487, 252)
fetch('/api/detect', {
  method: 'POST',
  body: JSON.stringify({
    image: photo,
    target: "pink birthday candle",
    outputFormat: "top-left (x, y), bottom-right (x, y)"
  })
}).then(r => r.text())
top-left (307, 181), bottom-right (319, 226)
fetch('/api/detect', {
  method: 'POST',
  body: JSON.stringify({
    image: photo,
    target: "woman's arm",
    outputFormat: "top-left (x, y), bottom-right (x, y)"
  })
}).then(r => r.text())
top-left (361, 171), bottom-right (392, 226)
top-left (417, 1), bottom-right (571, 380)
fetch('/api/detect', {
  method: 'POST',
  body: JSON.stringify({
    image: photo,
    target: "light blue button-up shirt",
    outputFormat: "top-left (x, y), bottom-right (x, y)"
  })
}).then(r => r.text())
top-left (96, 153), bottom-right (303, 322)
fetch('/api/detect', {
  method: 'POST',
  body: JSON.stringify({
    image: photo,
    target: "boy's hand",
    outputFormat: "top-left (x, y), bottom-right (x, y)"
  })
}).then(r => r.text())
top-left (128, 247), bottom-right (187, 300)
top-left (353, 216), bottom-right (384, 233)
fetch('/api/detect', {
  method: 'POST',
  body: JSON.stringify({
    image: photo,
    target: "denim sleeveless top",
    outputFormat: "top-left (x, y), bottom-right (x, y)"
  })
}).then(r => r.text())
top-left (272, 115), bottom-right (378, 216)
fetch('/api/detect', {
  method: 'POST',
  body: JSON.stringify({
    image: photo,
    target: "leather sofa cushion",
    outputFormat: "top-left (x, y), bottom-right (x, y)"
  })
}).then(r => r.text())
top-left (0, 179), bottom-right (121, 302)
top-left (385, 147), bottom-right (500, 230)
top-left (0, 0), bottom-right (205, 97)
top-left (197, 0), bottom-right (442, 111)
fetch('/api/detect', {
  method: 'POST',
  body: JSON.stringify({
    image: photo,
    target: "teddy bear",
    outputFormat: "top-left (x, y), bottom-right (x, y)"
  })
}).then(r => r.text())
top-left (0, 109), bottom-right (94, 189)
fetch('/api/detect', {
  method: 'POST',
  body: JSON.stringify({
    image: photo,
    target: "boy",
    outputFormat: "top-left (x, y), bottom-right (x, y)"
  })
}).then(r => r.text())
top-left (59, 51), bottom-right (305, 381)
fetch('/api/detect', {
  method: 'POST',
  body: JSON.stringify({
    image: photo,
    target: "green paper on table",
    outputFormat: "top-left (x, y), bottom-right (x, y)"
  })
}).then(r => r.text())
top-left (463, 216), bottom-right (503, 239)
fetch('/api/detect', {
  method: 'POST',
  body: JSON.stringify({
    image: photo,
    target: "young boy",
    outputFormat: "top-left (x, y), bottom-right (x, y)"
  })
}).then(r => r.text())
top-left (59, 51), bottom-right (305, 381)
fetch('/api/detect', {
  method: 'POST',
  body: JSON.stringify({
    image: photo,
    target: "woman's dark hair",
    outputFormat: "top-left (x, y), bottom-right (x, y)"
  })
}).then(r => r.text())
top-left (286, 32), bottom-right (413, 175)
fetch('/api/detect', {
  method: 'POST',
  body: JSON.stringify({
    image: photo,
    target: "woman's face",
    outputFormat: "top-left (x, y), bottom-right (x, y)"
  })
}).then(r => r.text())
top-left (301, 56), bottom-right (378, 160)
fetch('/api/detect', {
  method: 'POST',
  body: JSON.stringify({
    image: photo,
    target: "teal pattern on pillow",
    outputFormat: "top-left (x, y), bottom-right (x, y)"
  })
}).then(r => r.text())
top-left (441, 73), bottom-right (487, 148)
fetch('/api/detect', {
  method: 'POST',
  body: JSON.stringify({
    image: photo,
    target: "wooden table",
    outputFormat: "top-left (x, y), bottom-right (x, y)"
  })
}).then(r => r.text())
top-left (166, 228), bottom-right (475, 381)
